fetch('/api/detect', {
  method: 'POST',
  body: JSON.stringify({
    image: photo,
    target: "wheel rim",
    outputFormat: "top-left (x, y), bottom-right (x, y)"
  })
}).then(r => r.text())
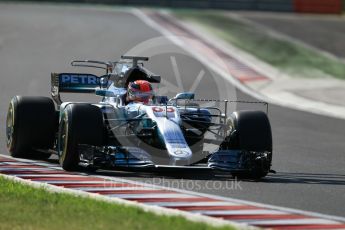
top-left (6, 102), bottom-right (14, 149)
top-left (59, 112), bottom-right (69, 164)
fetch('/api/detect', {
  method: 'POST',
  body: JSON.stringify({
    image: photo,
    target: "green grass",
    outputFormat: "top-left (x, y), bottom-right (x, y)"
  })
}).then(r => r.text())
top-left (0, 176), bottom-right (236, 230)
top-left (174, 10), bottom-right (345, 80)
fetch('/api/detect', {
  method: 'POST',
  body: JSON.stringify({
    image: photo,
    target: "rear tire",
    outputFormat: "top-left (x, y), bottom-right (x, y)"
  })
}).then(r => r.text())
top-left (58, 104), bottom-right (104, 171)
top-left (6, 96), bottom-right (56, 159)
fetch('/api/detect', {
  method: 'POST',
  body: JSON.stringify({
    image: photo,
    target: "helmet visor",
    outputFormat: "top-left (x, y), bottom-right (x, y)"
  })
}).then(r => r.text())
top-left (128, 88), bottom-right (154, 102)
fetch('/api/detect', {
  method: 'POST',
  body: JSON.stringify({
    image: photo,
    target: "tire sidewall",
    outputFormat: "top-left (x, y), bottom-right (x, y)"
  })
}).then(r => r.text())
top-left (6, 97), bottom-right (20, 155)
top-left (58, 106), bottom-right (79, 170)
top-left (58, 104), bottom-right (104, 171)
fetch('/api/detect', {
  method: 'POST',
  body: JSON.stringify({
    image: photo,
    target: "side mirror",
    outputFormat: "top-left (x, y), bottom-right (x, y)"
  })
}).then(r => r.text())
top-left (154, 96), bottom-right (169, 105)
top-left (99, 76), bottom-right (109, 88)
top-left (95, 89), bottom-right (115, 97)
top-left (174, 92), bottom-right (195, 100)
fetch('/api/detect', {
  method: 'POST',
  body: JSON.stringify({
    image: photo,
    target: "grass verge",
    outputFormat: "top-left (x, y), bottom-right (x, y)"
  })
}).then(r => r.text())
top-left (174, 10), bottom-right (345, 80)
top-left (0, 176), bottom-right (236, 230)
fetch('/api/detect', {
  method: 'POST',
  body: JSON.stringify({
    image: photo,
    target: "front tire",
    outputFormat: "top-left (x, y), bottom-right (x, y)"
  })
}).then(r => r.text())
top-left (230, 110), bottom-right (272, 152)
top-left (6, 96), bottom-right (56, 159)
top-left (58, 104), bottom-right (104, 171)
top-left (221, 110), bottom-right (272, 179)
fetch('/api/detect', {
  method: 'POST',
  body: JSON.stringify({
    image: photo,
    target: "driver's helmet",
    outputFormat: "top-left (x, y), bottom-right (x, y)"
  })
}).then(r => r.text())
top-left (127, 80), bottom-right (154, 104)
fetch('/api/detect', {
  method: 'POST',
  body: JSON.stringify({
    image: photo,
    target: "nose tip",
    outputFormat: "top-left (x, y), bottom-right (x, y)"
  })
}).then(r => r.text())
top-left (171, 149), bottom-right (192, 159)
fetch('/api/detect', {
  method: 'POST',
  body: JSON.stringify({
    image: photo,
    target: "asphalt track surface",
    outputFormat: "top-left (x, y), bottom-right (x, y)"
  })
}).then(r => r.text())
top-left (0, 3), bottom-right (344, 218)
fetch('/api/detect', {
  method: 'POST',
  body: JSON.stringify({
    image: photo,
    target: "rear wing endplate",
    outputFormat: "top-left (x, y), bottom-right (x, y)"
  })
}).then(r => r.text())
top-left (51, 73), bottom-right (100, 105)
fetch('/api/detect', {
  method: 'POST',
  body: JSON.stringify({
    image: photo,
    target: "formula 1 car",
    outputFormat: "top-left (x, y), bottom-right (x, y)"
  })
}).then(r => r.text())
top-left (6, 56), bottom-right (273, 178)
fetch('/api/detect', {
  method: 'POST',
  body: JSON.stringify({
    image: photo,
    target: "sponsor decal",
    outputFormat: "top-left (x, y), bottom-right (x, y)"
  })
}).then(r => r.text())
top-left (152, 106), bottom-right (175, 113)
top-left (59, 74), bottom-right (99, 86)
top-left (152, 107), bottom-right (164, 113)
top-left (174, 150), bottom-right (185, 155)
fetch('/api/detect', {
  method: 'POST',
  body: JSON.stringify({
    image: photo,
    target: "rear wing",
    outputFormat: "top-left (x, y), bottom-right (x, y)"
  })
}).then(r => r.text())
top-left (51, 73), bottom-right (100, 105)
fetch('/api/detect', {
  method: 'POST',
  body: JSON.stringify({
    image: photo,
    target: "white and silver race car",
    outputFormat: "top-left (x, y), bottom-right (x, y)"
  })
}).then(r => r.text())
top-left (6, 56), bottom-right (273, 179)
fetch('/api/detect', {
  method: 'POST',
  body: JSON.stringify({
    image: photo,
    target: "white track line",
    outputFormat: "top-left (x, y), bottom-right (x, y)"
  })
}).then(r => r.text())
top-left (244, 218), bottom-right (340, 226)
top-left (190, 210), bottom-right (288, 215)
top-left (28, 180), bottom-right (104, 183)
top-left (32, 163), bottom-right (61, 167)
top-left (106, 193), bottom-right (196, 199)
top-left (40, 181), bottom-right (112, 185)
top-left (0, 168), bottom-right (55, 171)
top-left (10, 174), bottom-right (85, 177)
top-left (73, 187), bottom-right (160, 191)
top-left (145, 201), bottom-right (240, 207)
top-left (0, 162), bottom-right (33, 165)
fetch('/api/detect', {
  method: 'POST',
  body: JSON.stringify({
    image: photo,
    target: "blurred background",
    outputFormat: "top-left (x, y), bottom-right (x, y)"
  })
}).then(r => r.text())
top-left (4, 0), bottom-right (344, 13)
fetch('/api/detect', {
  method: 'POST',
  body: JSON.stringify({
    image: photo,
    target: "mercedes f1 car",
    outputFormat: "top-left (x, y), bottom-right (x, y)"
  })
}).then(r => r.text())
top-left (6, 56), bottom-right (273, 178)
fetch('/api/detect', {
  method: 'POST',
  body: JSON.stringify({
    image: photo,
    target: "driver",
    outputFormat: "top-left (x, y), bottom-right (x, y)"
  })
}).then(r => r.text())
top-left (126, 80), bottom-right (154, 105)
